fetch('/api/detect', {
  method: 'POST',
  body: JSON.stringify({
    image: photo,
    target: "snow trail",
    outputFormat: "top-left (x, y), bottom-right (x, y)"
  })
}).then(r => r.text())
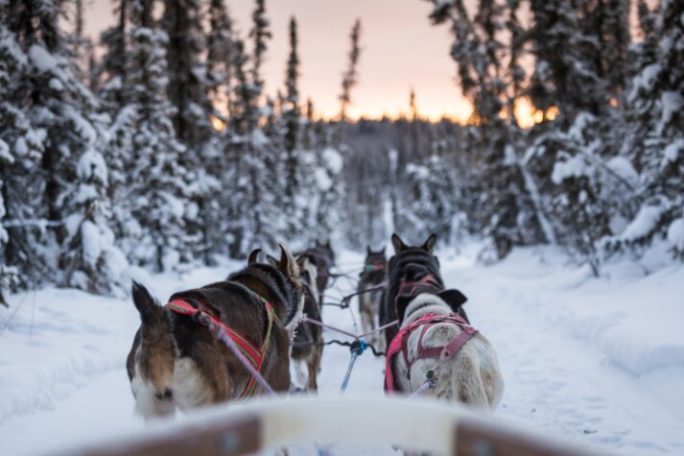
top-left (0, 248), bottom-right (682, 455)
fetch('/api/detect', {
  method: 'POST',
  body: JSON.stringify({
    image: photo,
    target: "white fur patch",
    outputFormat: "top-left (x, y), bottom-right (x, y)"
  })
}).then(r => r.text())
top-left (395, 293), bottom-right (504, 412)
top-left (301, 258), bottom-right (320, 303)
top-left (172, 357), bottom-right (213, 412)
top-left (403, 293), bottom-right (451, 324)
top-left (130, 365), bottom-right (175, 421)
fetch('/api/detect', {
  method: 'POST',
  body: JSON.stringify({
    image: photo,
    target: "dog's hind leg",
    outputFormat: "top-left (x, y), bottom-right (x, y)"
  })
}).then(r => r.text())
top-left (306, 345), bottom-right (322, 391)
top-left (293, 359), bottom-right (307, 390)
top-left (449, 355), bottom-right (490, 409)
top-left (359, 294), bottom-right (375, 337)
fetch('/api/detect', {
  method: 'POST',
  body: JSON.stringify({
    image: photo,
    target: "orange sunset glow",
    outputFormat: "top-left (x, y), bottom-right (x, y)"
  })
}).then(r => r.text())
top-left (85, 0), bottom-right (475, 123)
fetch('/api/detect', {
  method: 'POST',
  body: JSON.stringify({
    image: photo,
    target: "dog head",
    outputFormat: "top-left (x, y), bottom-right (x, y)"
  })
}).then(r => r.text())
top-left (314, 239), bottom-right (336, 266)
top-left (363, 245), bottom-right (387, 272)
top-left (296, 254), bottom-right (320, 303)
top-left (129, 281), bottom-right (175, 400)
top-left (387, 234), bottom-right (468, 323)
top-left (245, 244), bottom-right (305, 335)
top-left (391, 233), bottom-right (437, 256)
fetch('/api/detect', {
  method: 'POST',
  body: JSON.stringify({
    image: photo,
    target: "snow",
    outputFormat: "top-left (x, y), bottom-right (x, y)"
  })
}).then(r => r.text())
top-left (81, 220), bottom-right (103, 266)
top-left (77, 149), bottom-right (108, 185)
top-left (406, 163), bottom-right (429, 179)
top-left (667, 218), bottom-right (684, 251)
top-left (606, 156), bottom-right (639, 185)
top-left (322, 148), bottom-right (343, 174)
top-left (1, 248), bottom-right (683, 455)
top-left (619, 205), bottom-right (665, 242)
top-left (552, 154), bottom-right (588, 184)
top-left (28, 45), bottom-right (57, 73)
top-left (628, 64), bottom-right (660, 103)
top-left (662, 138), bottom-right (683, 167)
top-left (658, 91), bottom-right (684, 135)
top-left (314, 168), bottom-right (332, 191)
top-left (0, 138), bottom-right (12, 163)
top-left (250, 129), bottom-right (270, 147)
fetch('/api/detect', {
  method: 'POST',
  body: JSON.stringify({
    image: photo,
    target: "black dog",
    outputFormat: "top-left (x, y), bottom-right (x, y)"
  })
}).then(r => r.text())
top-left (290, 255), bottom-right (324, 391)
top-left (296, 240), bottom-right (336, 305)
top-left (379, 233), bottom-right (468, 349)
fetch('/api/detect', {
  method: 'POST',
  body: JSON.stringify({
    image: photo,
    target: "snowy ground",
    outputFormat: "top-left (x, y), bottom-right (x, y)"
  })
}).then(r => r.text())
top-left (1, 246), bottom-right (683, 455)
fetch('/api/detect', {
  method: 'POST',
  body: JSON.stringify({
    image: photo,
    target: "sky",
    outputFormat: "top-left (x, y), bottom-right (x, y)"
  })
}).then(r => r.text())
top-left (83, 0), bottom-right (472, 122)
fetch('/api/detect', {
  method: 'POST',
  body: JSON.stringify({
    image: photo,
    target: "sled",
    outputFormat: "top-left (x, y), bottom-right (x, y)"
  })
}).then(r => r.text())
top-left (64, 395), bottom-right (596, 456)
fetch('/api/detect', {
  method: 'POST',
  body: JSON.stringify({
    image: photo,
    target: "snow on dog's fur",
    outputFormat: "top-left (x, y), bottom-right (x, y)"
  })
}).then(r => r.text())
top-left (393, 293), bottom-right (504, 411)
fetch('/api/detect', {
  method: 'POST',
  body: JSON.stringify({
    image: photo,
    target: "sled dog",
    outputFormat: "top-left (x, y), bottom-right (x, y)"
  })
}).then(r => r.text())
top-left (126, 245), bottom-right (304, 420)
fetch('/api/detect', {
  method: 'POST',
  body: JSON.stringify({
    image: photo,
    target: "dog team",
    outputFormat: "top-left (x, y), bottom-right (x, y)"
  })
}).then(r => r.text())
top-left (126, 234), bottom-right (503, 421)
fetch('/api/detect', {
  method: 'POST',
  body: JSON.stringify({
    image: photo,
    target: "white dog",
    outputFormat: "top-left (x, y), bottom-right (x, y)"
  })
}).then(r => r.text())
top-left (386, 293), bottom-right (503, 411)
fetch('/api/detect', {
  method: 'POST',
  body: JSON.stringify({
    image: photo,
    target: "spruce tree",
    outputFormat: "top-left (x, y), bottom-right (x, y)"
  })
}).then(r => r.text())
top-left (97, 0), bottom-right (129, 110)
top-left (206, 0), bottom-right (234, 117)
top-left (0, 0), bottom-right (126, 293)
top-left (610, 0), bottom-right (684, 259)
top-left (339, 19), bottom-right (361, 121)
top-left (124, 0), bottom-right (193, 271)
top-left (282, 16), bottom-right (301, 234)
top-left (161, 0), bottom-right (213, 150)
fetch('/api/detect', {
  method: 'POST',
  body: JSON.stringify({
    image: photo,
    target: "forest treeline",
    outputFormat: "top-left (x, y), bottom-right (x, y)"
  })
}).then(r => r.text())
top-left (0, 0), bottom-right (682, 301)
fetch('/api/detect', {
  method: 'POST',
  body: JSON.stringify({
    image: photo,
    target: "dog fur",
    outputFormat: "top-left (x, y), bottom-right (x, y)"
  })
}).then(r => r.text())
top-left (290, 256), bottom-right (324, 391)
top-left (126, 245), bottom-right (304, 420)
top-left (358, 246), bottom-right (387, 350)
top-left (380, 234), bottom-right (469, 349)
top-left (392, 293), bottom-right (504, 411)
top-left (296, 241), bottom-right (336, 304)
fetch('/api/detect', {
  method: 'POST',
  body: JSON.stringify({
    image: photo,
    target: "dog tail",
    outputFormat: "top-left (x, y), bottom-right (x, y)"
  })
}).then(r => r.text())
top-left (132, 281), bottom-right (161, 324)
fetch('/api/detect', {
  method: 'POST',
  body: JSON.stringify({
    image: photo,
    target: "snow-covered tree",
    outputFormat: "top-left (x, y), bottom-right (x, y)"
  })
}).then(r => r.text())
top-left (206, 0), bottom-right (233, 117)
top-left (0, 0), bottom-right (30, 297)
top-left (97, 0), bottom-right (129, 110)
top-left (608, 0), bottom-right (684, 260)
top-left (0, 0), bottom-right (127, 293)
top-left (122, 0), bottom-right (194, 271)
top-left (161, 0), bottom-right (213, 150)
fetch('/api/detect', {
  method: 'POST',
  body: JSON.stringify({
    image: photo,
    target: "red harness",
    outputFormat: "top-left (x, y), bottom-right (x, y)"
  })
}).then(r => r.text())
top-left (385, 312), bottom-right (478, 393)
top-left (397, 274), bottom-right (442, 298)
top-left (166, 297), bottom-right (276, 398)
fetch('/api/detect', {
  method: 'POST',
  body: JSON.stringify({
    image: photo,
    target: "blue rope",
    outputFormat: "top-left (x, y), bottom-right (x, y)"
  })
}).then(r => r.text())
top-left (339, 339), bottom-right (369, 392)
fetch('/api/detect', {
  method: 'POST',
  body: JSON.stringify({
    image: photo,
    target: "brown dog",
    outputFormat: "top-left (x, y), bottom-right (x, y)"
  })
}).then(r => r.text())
top-left (126, 245), bottom-right (304, 420)
top-left (358, 246), bottom-right (387, 350)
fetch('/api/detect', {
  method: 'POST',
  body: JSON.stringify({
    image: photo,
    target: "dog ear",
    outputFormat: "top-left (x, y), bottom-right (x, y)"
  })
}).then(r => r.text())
top-left (278, 244), bottom-right (300, 281)
top-left (131, 281), bottom-right (161, 324)
top-left (265, 254), bottom-right (279, 267)
top-left (438, 289), bottom-right (468, 312)
top-left (381, 246), bottom-right (386, 255)
top-left (366, 245), bottom-right (372, 255)
top-left (422, 234), bottom-right (437, 254)
top-left (247, 248), bottom-right (261, 265)
top-left (391, 233), bottom-right (407, 254)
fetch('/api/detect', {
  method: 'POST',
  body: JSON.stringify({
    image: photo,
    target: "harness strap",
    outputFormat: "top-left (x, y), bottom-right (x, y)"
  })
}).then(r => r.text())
top-left (385, 313), bottom-right (478, 393)
top-left (415, 314), bottom-right (477, 361)
top-left (397, 274), bottom-right (442, 298)
top-left (363, 262), bottom-right (386, 273)
top-left (166, 296), bottom-right (276, 398)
